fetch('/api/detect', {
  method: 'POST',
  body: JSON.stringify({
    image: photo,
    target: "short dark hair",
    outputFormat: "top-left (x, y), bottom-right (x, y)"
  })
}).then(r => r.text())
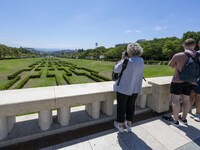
top-left (184, 38), bottom-right (196, 46)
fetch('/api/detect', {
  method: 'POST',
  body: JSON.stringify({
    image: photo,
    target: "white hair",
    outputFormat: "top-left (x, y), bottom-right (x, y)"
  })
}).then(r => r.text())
top-left (127, 42), bottom-right (143, 56)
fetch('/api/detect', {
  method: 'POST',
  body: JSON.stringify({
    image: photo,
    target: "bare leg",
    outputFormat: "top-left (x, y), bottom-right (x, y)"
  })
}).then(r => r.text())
top-left (190, 91), bottom-right (195, 113)
top-left (182, 95), bottom-right (190, 120)
top-left (171, 94), bottom-right (181, 121)
top-left (195, 94), bottom-right (200, 114)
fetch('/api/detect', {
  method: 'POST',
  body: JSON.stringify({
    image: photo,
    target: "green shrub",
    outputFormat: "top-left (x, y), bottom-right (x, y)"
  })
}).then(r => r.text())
top-left (14, 76), bottom-right (30, 89)
top-left (63, 74), bottom-right (72, 84)
top-left (57, 67), bottom-right (65, 70)
top-left (69, 69), bottom-right (103, 82)
top-left (91, 72), bottom-right (111, 81)
top-left (46, 71), bottom-right (55, 77)
top-left (64, 68), bottom-right (72, 76)
top-left (48, 67), bottom-right (55, 71)
top-left (161, 61), bottom-right (168, 65)
top-left (80, 67), bottom-right (99, 74)
top-left (7, 69), bottom-right (24, 80)
top-left (35, 68), bottom-right (42, 71)
top-left (55, 74), bottom-right (63, 85)
top-left (0, 76), bottom-right (20, 90)
top-left (84, 73), bottom-right (103, 82)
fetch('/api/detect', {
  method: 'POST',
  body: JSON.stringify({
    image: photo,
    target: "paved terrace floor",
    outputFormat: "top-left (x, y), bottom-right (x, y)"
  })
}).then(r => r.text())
top-left (41, 110), bottom-right (200, 150)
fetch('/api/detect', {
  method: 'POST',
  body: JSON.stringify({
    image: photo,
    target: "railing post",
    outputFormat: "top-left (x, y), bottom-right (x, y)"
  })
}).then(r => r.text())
top-left (0, 116), bottom-right (8, 140)
top-left (38, 110), bottom-right (52, 130)
top-left (101, 100), bottom-right (114, 116)
top-left (7, 116), bottom-right (16, 133)
top-left (85, 103), bottom-right (92, 116)
top-left (91, 101), bottom-right (100, 119)
top-left (139, 94), bottom-right (147, 108)
top-left (58, 106), bottom-right (70, 126)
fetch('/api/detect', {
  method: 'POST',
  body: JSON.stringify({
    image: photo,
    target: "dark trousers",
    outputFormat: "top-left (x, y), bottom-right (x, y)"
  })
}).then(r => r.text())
top-left (117, 92), bottom-right (138, 123)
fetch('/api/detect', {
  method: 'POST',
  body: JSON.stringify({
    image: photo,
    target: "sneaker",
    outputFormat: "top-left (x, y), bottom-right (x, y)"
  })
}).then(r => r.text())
top-left (124, 122), bottom-right (132, 132)
top-left (162, 115), bottom-right (179, 126)
top-left (114, 121), bottom-right (124, 133)
top-left (178, 115), bottom-right (188, 125)
top-left (191, 114), bottom-right (200, 122)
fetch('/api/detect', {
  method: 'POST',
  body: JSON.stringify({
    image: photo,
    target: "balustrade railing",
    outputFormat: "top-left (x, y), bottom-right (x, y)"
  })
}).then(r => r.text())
top-left (0, 77), bottom-right (172, 144)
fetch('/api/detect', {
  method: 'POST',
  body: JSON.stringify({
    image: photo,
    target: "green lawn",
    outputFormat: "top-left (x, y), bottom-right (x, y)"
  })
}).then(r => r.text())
top-left (0, 57), bottom-right (174, 90)
top-left (24, 78), bottom-right (57, 88)
top-left (0, 58), bottom-right (42, 88)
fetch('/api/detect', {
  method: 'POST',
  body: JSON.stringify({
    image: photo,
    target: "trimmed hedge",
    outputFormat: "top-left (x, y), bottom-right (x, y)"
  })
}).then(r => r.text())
top-left (48, 67), bottom-right (55, 71)
top-left (29, 61), bottom-right (41, 67)
top-left (84, 73), bottom-right (103, 82)
top-left (64, 69), bottom-right (72, 76)
top-left (63, 74), bottom-right (72, 84)
top-left (14, 71), bottom-right (42, 89)
top-left (69, 69), bottom-right (103, 82)
top-left (7, 67), bottom-right (35, 80)
top-left (91, 72), bottom-right (111, 81)
top-left (0, 76), bottom-right (20, 90)
top-left (57, 67), bottom-right (65, 70)
top-left (14, 76), bottom-right (30, 89)
top-left (144, 60), bottom-right (168, 65)
top-left (55, 74), bottom-right (63, 85)
top-left (46, 71), bottom-right (55, 77)
top-left (79, 67), bottom-right (99, 74)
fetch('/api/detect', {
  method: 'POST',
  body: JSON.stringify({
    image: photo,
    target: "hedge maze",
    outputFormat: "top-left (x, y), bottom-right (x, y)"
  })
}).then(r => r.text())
top-left (0, 58), bottom-right (111, 90)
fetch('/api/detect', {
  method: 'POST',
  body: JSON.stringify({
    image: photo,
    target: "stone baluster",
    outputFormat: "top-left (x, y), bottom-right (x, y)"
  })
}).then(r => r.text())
top-left (38, 110), bottom-right (52, 130)
top-left (58, 106), bottom-right (70, 126)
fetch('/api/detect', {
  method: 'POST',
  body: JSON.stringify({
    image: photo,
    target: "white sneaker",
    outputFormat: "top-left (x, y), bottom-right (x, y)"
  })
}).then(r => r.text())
top-left (114, 121), bottom-right (124, 133)
top-left (191, 114), bottom-right (200, 122)
top-left (124, 122), bottom-right (132, 132)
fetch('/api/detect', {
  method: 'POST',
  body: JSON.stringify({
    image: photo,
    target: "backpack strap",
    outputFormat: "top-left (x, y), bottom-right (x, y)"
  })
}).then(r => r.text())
top-left (184, 51), bottom-right (192, 58)
top-left (178, 52), bottom-right (193, 75)
top-left (117, 58), bottom-right (129, 86)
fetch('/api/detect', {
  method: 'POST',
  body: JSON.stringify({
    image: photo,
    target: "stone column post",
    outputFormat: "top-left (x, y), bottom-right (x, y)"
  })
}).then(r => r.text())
top-left (7, 116), bottom-right (16, 133)
top-left (58, 106), bottom-right (70, 126)
top-left (0, 116), bottom-right (8, 140)
top-left (38, 110), bottom-right (52, 130)
top-left (91, 101), bottom-right (100, 119)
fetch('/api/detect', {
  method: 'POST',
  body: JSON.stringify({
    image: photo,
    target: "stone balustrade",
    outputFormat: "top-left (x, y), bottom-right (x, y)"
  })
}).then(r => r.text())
top-left (0, 77), bottom-right (172, 141)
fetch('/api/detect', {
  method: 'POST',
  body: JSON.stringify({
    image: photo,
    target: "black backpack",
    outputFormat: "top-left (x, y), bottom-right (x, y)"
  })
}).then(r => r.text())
top-left (112, 59), bottom-right (129, 85)
top-left (179, 51), bottom-right (200, 83)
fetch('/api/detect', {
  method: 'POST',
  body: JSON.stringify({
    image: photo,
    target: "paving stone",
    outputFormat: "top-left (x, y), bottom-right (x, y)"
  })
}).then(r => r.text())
top-left (52, 137), bottom-right (92, 150)
top-left (119, 125), bottom-right (167, 150)
top-left (175, 137), bottom-right (200, 150)
top-left (88, 129), bottom-right (129, 150)
top-left (140, 119), bottom-right (190, 150)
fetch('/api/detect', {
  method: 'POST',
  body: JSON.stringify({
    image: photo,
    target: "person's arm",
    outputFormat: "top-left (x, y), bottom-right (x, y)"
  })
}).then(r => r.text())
top-left (114, 52), bottom-right (127, 73)
top-left (168, 54), bottom-right (177, 68)
top-left (114, 60), bottom-right (123, 73)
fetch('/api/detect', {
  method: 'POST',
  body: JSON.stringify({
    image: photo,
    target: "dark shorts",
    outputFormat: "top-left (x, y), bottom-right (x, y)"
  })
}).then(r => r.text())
top-left (170, 82), bottom-right (194, 96)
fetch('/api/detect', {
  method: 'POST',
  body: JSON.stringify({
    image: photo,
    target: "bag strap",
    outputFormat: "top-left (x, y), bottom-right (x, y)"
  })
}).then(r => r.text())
top-left (178, 52), bottom-right (193, 75)
top-left (117, 59), bottom-right (129, 86)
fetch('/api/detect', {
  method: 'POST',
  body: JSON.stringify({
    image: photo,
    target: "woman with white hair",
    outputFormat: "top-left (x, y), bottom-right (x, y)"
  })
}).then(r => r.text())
top-left (113, 42), bottom-right (144, 133)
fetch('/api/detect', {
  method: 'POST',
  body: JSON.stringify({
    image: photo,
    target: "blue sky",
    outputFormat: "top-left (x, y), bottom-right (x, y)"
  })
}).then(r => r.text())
top-left (0, 0), bottom-right (199, 50)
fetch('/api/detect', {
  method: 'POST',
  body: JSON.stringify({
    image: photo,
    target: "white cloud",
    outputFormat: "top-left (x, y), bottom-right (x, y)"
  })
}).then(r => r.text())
top-left (135, 30), bottom-right (142, 33)
top-left (125, 29), bottom-right (142, 34)
top-left (125, 30), bottom-right (133, 34)
top-left (154, 26), bottom-right (167, 31)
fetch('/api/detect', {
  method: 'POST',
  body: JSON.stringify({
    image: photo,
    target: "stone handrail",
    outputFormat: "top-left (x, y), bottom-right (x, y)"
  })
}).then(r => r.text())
top-left (0, 77), bottom-right (172, 141)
